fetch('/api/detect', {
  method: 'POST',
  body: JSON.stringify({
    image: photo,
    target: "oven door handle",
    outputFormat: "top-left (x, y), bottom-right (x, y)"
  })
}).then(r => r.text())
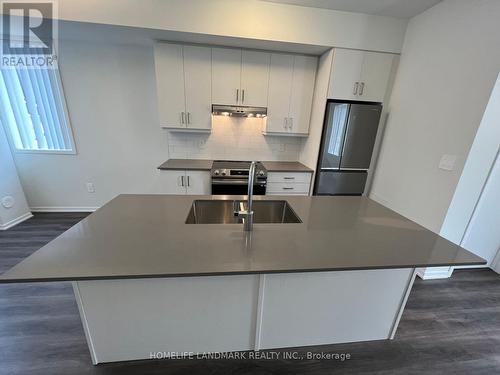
top-left (211, 179), bottom-right (267, 186)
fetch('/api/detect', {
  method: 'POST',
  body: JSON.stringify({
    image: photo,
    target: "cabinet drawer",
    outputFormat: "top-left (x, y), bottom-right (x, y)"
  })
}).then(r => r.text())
top-left (266, 182), bottom-right (310, 195)
top-left (267, 172), bottom-right (312, 184)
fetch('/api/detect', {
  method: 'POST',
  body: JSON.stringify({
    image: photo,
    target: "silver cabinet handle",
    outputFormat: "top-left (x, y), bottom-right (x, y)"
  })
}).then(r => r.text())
top-left (180, 175), bottom-right (185, 187)
top-left (284, 117), bottom-right (288, 129)
top-left (353, 82), bottom-right (359, 95)
top-left (289, 117), bottom-right (293, 129)
top-left (180, 112), bottom-right (185, 125)
top-left (187, 112), bottom-right (191, 124)
top-left (359, 82), bottom-right (365, 96)
top-left (283, 177), bottom-right (295, 180)
top-left (187, 175), bottom-right (190, 187)
top-left (282, 187), bottom-right (294, 190)
top-left (242, 89), bottom-right (245, 103)
top-left (236, 89), bottom-right (239, 103)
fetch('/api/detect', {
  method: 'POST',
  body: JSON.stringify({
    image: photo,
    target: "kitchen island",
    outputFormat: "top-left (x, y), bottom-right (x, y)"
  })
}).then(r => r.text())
top-left (0, 195), bottom-right (485, 364)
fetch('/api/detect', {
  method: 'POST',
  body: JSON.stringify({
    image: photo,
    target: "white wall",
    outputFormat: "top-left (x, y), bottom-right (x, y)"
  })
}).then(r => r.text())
top-left (12, 39), bottom-right (169, 210)
top-left (0, 125), bottom-right (31, 229)
top-left (440, 74), bottom-right (500, 245)
top-left (168, 117), bottom-right (301, 161)
top-left (54, 0), bottom-right (407, 53)
top-left (460, 152), bottom-right (500, 265)
top-left (370, 0), bottom-right (500, 233)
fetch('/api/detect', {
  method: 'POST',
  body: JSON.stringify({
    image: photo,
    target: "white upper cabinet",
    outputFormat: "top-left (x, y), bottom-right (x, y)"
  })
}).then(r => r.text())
top-left (328, 49), bottom-right (364, 101)
top-left (327, 48), bottom-right (394, 103)
top-left (155, 43), bottom-right (318, 134)
top-left (266, 54), bottom-right (294, 133)
top-left (212, 48), bottom-right (242, 105)
top-left (359, 52), bottom-right (394, 102)
top-left (288, 55), bottom-right (317, 134)
top-left (183, 46), bottom-right (212, 130)
top-left (154, 43), bottom-right (186, 127)
top-left (212, 48), bottom-right (270, 107)
top-left (154, 43), bottom-right (212, 130)
top-left (265, 53), bottom-right (317, 136)
top-left (240, 50), bottom-right (270, 107)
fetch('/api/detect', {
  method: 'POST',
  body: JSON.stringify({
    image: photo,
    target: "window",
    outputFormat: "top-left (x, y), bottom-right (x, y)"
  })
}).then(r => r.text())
top-left (0, 54), bottom-right (75, 153)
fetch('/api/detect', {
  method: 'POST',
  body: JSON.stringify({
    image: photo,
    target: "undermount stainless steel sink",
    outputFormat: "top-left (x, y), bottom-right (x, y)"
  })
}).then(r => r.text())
top-left (185, 200), bottom-right (302, 224)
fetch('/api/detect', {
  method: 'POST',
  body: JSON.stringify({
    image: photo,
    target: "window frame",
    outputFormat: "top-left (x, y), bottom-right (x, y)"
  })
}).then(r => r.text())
top-left (0, 46), bottom-right (77, 155)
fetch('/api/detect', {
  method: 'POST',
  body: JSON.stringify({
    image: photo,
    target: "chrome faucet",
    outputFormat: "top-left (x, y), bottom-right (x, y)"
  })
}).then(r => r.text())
top-left (234, 161), bottom-right (256, 231)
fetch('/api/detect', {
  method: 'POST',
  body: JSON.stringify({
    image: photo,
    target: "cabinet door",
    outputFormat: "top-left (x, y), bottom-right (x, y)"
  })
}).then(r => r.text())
top-left (288, 55), bottom-right (317, 134)
top-left (154, 43), bottom-right (186, 128)
top-left (212, 48), bottom-right (242, 105)
top-left (327, 49), bottom-right (363, 100)
top-left (359, 52), bottom-right (394, 102)
top-left (265, 53), bottom-right (294, 133)
top-left (185, 171), bottom-right (211, 195)
top-left (240, 50), bottom-right (270, 107)
top-left (160, 170), bottom-right (187, 194)
top-left (184, 45), bottom-right (212, 130)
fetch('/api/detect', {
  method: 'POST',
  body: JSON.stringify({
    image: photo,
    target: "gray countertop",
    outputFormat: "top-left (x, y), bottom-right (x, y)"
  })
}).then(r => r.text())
top-left (261, 161), bottom-right (313, 173)
top-left (0, 195), bottom-right (484, 283)
top-left (157, 159), bottom-right (213, 171)
top-left (157, 159), bottom-right (313, 172)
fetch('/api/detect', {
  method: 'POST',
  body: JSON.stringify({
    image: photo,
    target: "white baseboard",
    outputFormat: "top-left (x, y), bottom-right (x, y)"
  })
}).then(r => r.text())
top-left (416, 267), bottom-right (453, 280)
top-left (0, 212), bottom-right (34, 230)
top-left (30, 206), bottom-right (99, 212)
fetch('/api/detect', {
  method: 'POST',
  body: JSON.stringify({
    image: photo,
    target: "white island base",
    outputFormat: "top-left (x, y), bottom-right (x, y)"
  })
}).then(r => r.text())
top-left (73, 268), bottom-right (416, 364)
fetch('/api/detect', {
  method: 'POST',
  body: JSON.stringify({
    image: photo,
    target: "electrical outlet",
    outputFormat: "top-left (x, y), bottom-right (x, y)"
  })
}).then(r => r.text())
top-left (198, 139), bottom-right (206, 149)
top-left (86, 182), bottom-right (95, 193)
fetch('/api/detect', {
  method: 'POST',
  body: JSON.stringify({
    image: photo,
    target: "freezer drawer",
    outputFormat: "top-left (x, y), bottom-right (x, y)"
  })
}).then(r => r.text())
top-left (315, 171), bottom-right (367, 196)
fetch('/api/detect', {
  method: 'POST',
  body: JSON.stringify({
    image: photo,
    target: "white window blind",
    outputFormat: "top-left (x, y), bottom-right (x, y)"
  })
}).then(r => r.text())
top-left (0, 48), bottom-right (74, 153)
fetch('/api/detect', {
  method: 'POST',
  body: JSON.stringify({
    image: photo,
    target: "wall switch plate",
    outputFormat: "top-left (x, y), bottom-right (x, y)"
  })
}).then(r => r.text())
top-left (439, 154), bottom-right (457, 171)
top-left (86, 182), bottom-right (95, 193)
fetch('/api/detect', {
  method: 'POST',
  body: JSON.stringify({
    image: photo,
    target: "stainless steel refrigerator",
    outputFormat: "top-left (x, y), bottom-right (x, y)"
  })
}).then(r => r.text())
top-left (314, 101), bottom-right (382, 195)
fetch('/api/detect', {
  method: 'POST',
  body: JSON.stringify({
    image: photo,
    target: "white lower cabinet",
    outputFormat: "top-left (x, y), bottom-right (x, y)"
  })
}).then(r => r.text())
top-left (185, 171), bottom-right (211, 195)
top-left (266, 172), bottom-right (312, 196)
top-left (161, 170), bottom-right (211, 195)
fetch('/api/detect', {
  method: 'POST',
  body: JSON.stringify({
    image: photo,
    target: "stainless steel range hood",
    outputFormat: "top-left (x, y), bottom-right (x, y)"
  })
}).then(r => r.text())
top-left (212, 105), bottom-right (267, 118)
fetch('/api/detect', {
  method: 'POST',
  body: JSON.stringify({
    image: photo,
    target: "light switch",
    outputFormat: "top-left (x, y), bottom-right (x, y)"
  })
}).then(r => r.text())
top-left (439, 154), bottom-right (457, 171)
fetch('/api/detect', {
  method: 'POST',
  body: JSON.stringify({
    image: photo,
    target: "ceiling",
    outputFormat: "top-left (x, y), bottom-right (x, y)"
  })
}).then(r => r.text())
top-left (261, 0), bottom-right (443, 19)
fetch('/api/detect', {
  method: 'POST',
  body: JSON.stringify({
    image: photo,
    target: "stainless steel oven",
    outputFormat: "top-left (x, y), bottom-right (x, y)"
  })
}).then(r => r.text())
top-left (211, 161), bottom-right (267, 195)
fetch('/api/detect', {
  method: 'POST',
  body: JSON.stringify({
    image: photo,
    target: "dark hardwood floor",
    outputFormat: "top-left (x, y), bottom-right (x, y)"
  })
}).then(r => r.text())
top-left (0, 213), bottom-right (499, 375)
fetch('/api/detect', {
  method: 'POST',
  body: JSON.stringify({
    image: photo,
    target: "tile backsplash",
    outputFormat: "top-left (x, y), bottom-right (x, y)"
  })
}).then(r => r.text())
top-left (167, 117), bottom-right (302, 161)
